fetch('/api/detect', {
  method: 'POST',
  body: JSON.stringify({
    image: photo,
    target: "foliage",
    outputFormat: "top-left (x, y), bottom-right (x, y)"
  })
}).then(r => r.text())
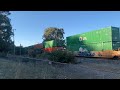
top-left (0, 11), bottom-right (13, 53)
top-left (48, 50), bottom-right (75, 63)
top-left (36, 52), bottom-right (49, 59)
top-left (28, 48), bottom-right (43, 58)
top-left (15, 46), bottom-right (28, 56)
top-left (42, 27), bottom-right (65, 41)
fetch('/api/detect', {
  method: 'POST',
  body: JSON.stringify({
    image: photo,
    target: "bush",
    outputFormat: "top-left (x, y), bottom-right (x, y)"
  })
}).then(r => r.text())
top-left (48, 50), bottom-right (75, 63)
top-left (29, 48), bottom-right (43, 58)
top-left (36, 52), bottom-right (50, 59)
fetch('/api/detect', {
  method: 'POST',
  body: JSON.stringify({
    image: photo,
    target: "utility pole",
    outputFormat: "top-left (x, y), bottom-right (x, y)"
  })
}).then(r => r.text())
top-left (13, 29), bottom-right (16, 55)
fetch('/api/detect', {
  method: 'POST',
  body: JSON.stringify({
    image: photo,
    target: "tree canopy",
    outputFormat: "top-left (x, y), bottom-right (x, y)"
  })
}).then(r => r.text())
top-left (42, 27), bottom-right (65, 41)
top-left (0, 11), bottom-right (13, 53)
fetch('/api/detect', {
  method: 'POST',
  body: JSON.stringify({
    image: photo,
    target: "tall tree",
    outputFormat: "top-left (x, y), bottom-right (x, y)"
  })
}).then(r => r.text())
top-left (0, 11), bottom-right (13, 53)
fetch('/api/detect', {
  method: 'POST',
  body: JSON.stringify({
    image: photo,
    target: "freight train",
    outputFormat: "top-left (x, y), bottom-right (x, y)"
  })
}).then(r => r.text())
top-left (43, 26), bottom-right (120, 59)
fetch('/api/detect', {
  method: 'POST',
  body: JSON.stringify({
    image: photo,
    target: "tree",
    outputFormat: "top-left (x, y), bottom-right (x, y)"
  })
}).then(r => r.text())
top-left (42, 27), bottom-right (65, 41)
top-left (0, 11), bottom-right (13, 53)
top-left (42, 27), bottom-right (65, 48)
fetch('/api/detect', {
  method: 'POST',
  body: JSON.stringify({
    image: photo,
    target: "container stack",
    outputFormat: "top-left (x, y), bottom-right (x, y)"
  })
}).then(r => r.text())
top-left (66, 26), bottom-right (120, 52)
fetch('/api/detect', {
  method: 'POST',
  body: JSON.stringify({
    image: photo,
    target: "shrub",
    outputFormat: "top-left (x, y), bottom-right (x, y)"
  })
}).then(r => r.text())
top-left (48, 50), bottom-right (75, 63)
top-left (36, 52), bottom-right (50, 59)
top-left (28, 48), bottom-right (43, 58)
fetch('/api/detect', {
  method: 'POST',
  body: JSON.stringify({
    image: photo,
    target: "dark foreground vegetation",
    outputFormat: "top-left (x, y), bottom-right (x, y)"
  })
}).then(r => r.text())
top-left (36, 50), bottom-right (75, 63)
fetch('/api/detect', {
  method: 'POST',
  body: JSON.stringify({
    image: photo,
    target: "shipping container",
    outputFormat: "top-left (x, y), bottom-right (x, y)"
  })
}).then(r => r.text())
top-left (43, 40), bottom-right (56, 48)
top-left (67, 41), bottom-right (120, 52)
top-left (43, 40), bottom-right (65, 49)
top-left (67, 43), bottom-right (99, 52)
top-left (66, 34), bottom-right (81, 45)
top-left (66, 26), bottom-right (120, 58)
top-left (67, 44), bottom-right (80, 52)
top-left (66, 26), bottom-right (120, 46)
top-left (102, 42), bottom-right (112, 50)
top-left (99, 27), bottom-right (111, 42)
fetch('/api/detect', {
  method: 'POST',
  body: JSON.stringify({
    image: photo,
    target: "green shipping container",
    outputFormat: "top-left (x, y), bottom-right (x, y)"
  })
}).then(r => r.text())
top-left (81, 26), bottom-right (119, 43)
top-left (44, 40), bottom-right (64, 48)
top-left (66, 26), bottom-right (120, 52)
top-left (67, 44), bottom-right (80, 52)
top-left (67, 41), bottom-right (120, 52)
top-left (43, 40), bottom-right (57, 48)
top-left (66, 26), bottom-right (120, 46)
top-left (66, 34), bottom-right (82, 45)
top-left (98, 27), bottom-right (119, 42)
top-left (100, 28), bottom-right (111, 42)
top-left (67, 44), bottom-right (95, 52)
top-left (102, 42), bottom-right (112, 50)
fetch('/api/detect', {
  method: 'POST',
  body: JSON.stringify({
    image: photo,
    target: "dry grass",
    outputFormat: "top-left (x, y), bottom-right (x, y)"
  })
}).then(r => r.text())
top-left (0, 58), bottom-right (73, 79)
top-left (1, 57), bottom-right (120, 79)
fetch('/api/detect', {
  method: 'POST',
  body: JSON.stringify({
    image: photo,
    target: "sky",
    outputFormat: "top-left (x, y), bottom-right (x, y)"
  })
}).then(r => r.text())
top-left (9, 11), bottom-right (120, 47)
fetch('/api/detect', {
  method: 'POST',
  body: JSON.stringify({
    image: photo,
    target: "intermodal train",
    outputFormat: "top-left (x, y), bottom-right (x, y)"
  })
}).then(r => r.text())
top-left (43, 26), bottom-right (120, 59)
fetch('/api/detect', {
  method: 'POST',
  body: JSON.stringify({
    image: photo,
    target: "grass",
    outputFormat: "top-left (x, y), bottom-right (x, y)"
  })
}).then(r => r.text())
top-left (0, 57), bottom-right (99, 79)
top-left (1, 57), bottom-right (119, 79)
top-left (0, 57), bottom-right (74, 79)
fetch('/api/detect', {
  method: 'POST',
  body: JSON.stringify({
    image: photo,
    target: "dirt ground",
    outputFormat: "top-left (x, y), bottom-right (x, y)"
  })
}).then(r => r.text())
top-left (0, 57), bottom-right (120, 79)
